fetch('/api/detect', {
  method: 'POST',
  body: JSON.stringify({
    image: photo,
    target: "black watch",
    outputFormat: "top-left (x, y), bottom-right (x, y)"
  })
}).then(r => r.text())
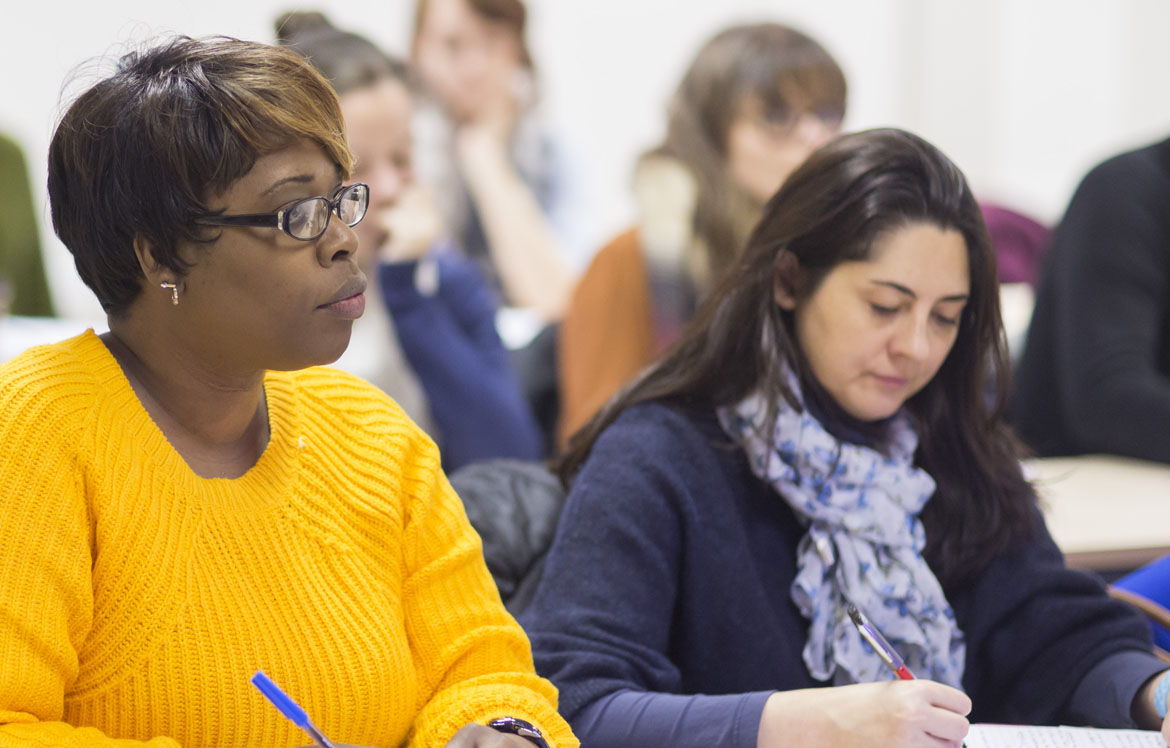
top-left (487, 716), bottom-right (551, 748)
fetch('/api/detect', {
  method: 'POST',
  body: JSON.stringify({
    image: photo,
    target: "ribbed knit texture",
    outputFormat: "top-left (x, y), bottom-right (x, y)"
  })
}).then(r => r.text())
top-left (0, 331), bottom-right (576, 748)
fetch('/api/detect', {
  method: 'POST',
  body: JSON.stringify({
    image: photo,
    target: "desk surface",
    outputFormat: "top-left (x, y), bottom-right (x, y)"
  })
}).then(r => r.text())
top-left (1026, 455), bottom-right (1170, 571)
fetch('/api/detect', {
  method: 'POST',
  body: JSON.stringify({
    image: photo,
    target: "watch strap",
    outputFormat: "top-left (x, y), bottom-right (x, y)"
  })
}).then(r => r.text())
top-left (487, 716), bottom-right (551, 748)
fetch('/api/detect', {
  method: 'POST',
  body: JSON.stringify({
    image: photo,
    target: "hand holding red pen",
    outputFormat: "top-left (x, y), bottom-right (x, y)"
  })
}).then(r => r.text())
top-left (756, 606), bottom-right (971, 748)
top-left (757, 680), bottom-right (971, 748)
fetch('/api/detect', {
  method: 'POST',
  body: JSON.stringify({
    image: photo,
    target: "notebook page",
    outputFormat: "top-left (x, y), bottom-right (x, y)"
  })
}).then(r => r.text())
top-left (965, 724), bottom-right (1164, 748)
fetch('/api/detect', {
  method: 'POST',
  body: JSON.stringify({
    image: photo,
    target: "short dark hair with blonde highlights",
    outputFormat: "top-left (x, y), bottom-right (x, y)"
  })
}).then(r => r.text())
top-left (48, 35), bottom-right (353, 315)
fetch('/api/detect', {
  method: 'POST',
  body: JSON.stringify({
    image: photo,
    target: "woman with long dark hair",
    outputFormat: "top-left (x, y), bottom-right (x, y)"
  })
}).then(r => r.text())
top-left (521, 128), bottom-right (1170, 747)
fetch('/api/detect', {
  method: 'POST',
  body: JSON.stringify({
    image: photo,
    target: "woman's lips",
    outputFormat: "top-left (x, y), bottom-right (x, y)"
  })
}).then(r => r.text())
top-left (872, 373), bottom-right (910, 389)
top-left (318, 292), bottom-right (366, 319)
top-left (318, 275), bottom-right (368, 319)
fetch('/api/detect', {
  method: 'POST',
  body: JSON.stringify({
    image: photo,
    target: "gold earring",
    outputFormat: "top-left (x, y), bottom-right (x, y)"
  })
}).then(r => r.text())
top-left (160, 282), bottom-right (179, 306)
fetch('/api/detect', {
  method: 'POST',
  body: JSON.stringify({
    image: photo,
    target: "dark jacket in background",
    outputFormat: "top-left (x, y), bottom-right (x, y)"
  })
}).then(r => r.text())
top-left (1010, 137), bottom-right (1170, 460)
top-left (450, 459), bottom-right (565, 615)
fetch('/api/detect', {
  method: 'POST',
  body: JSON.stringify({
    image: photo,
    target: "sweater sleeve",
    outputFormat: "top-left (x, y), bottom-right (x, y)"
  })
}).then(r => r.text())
top-left (952, 503), bottom-right (1163, 726)
top-left (521, 406), bottom-right (768, 747)
top-left (1065, 651), bottom-right (1166, 729)
top-left (397, 430), bottom-right (576, 748)
top-left (572, 689), bottom-right (772, 748)
top-left (0, 361), bottom-right (176, 748)
top-left (1046, 151), bottom-right (1170, 461)
top-left (379, 254), bottom-right (542, 471)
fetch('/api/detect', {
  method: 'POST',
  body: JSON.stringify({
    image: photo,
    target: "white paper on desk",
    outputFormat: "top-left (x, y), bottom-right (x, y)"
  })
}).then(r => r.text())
top-left (965, 724), bottom-right (1165, 747)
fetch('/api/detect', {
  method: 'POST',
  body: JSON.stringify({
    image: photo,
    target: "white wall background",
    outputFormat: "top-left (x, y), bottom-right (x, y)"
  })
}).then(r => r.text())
top-left (4, 0), bottom-right (1170, 319)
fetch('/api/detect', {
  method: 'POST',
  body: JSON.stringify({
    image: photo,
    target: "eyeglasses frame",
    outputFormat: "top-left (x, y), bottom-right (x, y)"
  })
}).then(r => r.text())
top-left (195, 182), bottom-right (370, 241)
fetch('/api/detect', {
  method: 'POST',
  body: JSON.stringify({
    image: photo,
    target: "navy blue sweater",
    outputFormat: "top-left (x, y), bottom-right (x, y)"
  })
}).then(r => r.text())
top-left (379, 255), bottom-right (542, 470)
top-left (520, 403), bottom-right (1164, 746)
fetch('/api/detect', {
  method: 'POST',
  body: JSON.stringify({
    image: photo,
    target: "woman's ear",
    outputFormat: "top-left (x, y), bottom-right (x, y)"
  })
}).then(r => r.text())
top-left (773, 250), bottom-right (801, 310)
top-left (132, 234), bottom-right (171, 284)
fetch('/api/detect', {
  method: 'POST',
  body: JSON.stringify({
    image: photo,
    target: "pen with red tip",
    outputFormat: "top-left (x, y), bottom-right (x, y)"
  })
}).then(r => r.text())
top-left (847, 604), bottom-right (914, 681)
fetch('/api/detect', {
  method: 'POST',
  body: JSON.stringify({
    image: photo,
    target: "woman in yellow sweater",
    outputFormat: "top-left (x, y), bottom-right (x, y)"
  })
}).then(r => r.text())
top-left (0, 36), bottom-right (575, 748)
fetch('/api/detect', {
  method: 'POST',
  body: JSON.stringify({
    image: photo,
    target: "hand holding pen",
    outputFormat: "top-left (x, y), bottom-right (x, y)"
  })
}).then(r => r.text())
top-left (847, 604), bottom-right (970, 748)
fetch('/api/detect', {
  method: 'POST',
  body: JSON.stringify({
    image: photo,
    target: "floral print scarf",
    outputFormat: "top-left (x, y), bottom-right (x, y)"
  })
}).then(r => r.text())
top-left (717, 371), bottom-right (966, 688)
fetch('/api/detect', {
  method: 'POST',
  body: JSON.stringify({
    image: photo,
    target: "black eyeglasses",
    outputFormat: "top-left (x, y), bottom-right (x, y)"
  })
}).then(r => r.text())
top-left (195, 183), bottom-right (370, 241)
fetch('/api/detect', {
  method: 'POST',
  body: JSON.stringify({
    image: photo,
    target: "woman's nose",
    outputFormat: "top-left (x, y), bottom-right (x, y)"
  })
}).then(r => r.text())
top-left (891, 314), bottom-right (932, 361)
top-left (316, 217), bottom-right (359, 266)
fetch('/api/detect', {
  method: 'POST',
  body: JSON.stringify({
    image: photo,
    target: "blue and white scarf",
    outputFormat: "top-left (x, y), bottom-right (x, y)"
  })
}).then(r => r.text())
top-left (717, 371), bottom-right (966, 688)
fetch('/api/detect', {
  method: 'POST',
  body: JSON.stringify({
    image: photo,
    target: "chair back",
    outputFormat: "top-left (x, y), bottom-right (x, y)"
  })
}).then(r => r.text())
top-left (1108, 584), bottom-right (1170, 665)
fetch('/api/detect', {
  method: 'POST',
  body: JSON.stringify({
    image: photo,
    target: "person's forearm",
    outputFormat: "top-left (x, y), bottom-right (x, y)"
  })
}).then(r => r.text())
top-left (1065, 650), bottom-right (1167, 728)
top-left (571, 688), bottom-right (771, 748)
top-left (457, 135), bottom-right (574, 320)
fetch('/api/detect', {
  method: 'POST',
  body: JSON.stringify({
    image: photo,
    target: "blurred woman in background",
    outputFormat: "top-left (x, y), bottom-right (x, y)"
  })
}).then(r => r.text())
top-left (411, 0), bottom-right (590, 320)
top-left (555, 22), bottom-right (846, 449)
top-left (279, 12), bottom-right (543, 470)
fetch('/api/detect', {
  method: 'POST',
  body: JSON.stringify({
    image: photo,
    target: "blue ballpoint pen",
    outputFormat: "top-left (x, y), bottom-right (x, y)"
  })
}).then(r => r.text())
top-left (251, 670), bottom-right (338, 748)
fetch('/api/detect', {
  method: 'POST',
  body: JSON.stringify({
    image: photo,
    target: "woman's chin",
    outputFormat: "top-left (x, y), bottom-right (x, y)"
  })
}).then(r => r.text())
top-left (839, 397), bottom-right (904, 424)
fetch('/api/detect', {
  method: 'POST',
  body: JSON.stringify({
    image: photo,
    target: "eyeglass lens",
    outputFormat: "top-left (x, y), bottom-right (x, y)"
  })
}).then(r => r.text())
top-left (285, 184), bottom-right (368, 240)
top-left (336, 185), bottom-right (367, 225)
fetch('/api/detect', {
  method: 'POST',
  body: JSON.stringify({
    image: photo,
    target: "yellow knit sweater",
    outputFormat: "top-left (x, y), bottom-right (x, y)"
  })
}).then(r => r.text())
top-left (0, 331), bottom-right (577, 748)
